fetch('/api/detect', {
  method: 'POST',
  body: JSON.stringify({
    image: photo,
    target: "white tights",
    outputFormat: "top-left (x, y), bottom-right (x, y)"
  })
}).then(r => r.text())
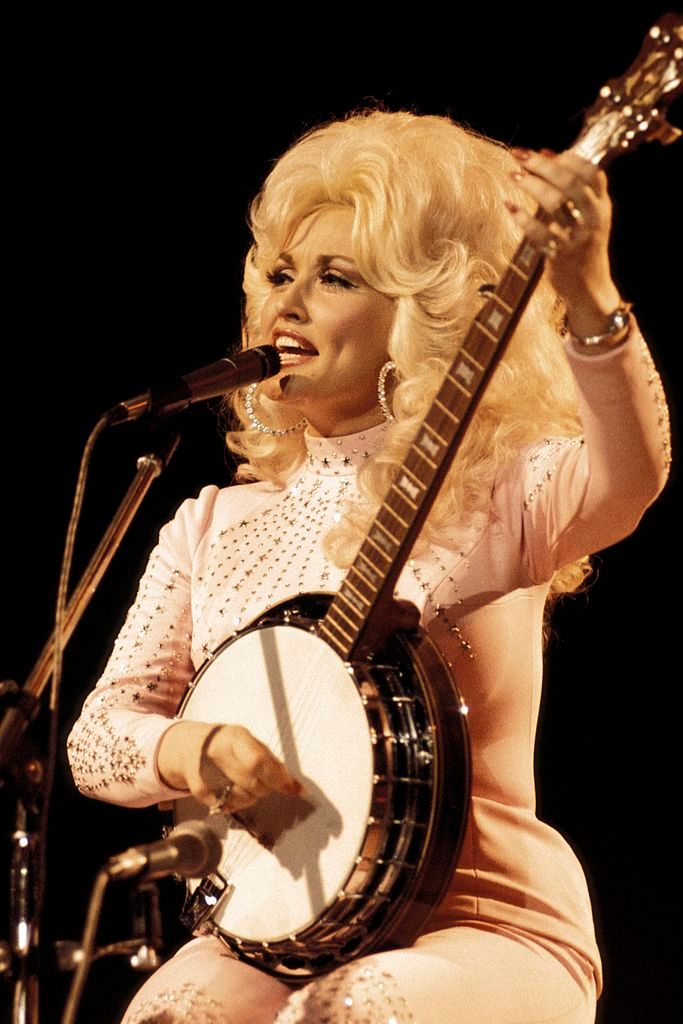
top-left (121, 923), bottom-right (596, 1024)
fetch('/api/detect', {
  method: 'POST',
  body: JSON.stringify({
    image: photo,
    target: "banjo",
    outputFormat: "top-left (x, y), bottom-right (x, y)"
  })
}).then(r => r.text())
top-left (174, 16), bottom-right (682, 980)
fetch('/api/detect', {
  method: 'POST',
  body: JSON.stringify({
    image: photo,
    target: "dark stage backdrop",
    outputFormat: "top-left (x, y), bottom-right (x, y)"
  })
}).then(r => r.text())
top-left (3, 14), bottom-right (681, 1024)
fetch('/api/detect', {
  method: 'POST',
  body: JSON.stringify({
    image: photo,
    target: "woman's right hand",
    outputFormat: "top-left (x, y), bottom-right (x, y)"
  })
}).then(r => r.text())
top-left (157, 720), bottom-right (302, 812)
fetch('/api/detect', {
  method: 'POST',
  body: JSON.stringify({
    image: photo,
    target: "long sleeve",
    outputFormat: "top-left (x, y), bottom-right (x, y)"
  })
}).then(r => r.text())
top-left (67, 485), bottom-right (220, 807)
top-left (493, 318), bottom-right (671, 584)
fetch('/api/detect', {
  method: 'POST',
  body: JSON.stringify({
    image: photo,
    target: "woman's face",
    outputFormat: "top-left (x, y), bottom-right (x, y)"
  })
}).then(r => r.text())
top-left (257, 206), bottom-right (396, 437)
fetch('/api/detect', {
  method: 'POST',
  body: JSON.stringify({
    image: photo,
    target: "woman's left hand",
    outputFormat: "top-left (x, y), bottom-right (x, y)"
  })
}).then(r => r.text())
top-left (505, 147), bottom-right (624, 338)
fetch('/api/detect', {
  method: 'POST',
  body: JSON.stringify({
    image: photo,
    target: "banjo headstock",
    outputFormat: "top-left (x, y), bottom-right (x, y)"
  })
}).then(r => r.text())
top-left (572, 13), bottom-right (682, 165)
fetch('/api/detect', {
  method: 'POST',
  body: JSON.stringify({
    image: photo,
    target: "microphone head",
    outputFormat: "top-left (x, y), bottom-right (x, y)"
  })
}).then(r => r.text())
top-left (251, 344), bottom-right (282, 378)
top-left (169, 820), bottom-right (223, 877)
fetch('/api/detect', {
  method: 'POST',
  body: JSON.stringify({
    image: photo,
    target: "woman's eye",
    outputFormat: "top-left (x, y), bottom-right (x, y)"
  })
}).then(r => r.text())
top-left (265, 268), bottom-right (355, 290)
top-left (319, 271), bottom-right (354, 289)
top-left (265, 268), bottom-right (292, 287)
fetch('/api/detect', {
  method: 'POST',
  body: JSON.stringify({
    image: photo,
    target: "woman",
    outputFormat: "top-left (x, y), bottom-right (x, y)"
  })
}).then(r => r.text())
top-left (67, 109), bottom-right (670, 1023)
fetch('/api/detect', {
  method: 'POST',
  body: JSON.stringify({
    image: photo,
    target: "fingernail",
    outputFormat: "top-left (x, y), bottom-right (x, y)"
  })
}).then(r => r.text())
top-left (540, 148), bottom-right (557, 157)
top-left (509, 171), bottom-right (524, 182)
top-left (510, 146), bottom-right (531, 161)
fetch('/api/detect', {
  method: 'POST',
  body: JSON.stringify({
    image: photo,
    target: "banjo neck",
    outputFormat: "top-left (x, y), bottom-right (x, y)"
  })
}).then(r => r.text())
top-left (317, 13), bottom-right (682, 662)
top-left (317, 242), bottom-right (545, 662)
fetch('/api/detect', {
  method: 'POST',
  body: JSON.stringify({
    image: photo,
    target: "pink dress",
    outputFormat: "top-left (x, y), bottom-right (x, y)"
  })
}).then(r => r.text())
top-left (67, 322), bottom-right (670, 1024)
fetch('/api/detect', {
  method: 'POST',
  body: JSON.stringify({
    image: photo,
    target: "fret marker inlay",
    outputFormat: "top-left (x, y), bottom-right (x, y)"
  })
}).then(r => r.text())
top-left (398, 474), bottom-right (420, 502)
top-left (370, 526), bottom-right (394, 553)
top-left (455, 359), bottom-right (476, 386)
top-left (358, 555), bottom-right (379, 585)
top-left (419, 431), bottom-right (440, 458)
top-left (518, 243), bottom-right (536, 268)
top-left (341, 586), bottom-right (365, 614)
top-left (487, 308), bottom-right (504, 332)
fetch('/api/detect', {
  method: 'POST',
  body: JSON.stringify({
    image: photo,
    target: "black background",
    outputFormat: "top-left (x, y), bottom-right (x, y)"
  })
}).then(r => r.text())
top-left (2, 11), bottom-right (681, 1023)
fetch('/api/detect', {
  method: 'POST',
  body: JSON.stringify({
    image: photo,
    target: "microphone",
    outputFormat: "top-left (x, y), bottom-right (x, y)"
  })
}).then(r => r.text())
top-left (106, 345), bottom-right (281, 425)
top-left (106, 820), bottom-right (222, 881)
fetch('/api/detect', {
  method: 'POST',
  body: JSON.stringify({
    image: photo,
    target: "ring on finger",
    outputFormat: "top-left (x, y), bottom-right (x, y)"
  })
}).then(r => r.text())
top-left (541, 237), bottom-right (561, 259)
top-left (209, 779), bottom-right (235, 816)
top-left (560, 199), bottom-right (584, 227)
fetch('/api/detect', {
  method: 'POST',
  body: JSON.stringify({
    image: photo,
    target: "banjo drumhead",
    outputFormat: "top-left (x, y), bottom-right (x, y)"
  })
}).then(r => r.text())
top-left (175, 624), bottom-right (374, 941)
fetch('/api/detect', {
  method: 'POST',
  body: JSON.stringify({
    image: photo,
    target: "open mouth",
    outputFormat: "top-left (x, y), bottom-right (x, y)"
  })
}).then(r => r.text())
top-left (273, 332), bottom-right (319, 365)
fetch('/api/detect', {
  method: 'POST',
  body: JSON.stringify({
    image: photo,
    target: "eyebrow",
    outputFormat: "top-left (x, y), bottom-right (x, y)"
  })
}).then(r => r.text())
top-left (276, 252), bottom-right (357, 267)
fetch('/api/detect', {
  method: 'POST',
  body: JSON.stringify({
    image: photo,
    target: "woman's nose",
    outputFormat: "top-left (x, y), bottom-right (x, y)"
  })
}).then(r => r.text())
top-left (275, 281), bottom-right (309, 322)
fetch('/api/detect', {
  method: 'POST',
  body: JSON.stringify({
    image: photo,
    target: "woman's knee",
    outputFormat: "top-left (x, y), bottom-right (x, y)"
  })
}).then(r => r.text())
top-left (121, 936), bottom-right (291, 1024)
top-left (273, 957), bottom-right (416, 1024)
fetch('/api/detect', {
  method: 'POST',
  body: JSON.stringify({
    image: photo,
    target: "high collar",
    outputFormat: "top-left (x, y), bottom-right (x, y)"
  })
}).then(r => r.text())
top-left (303, 420), bottom-right (390, 476)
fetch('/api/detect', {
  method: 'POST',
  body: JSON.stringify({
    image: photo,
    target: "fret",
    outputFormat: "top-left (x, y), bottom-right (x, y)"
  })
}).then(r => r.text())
top-left (381, 503), bottom-right (409, 530)
top-left (491, 292), bottom-right (513, 314)
top-left (401, 462), bottom-right (428, 490)
top-left (344, 574), bottom-right (372, 605)
top-left (458, 347), bottom-right (485, 373)
top-left (466, 335), bottom-right (498, 369)
top-left (423, 421), bottom-right (448, 445)
top-left (341, 583), bottom-right (367, 614)
top-left (473, 319), bottom-right (500, 344)
top-left (443, 376), bottom-right (471, 401)
top-left (390, 482), bottom-right (418, 511)
top-left (496, 272), bottom-right (525, 308)
top-left (355, 560), bottom-right (380, 589)
top-left (434, 397), bottom-right (461, 423)
top-left (357, 550), bottom-right (381, 584)
top-left (365, 533), bottom-right (393, 562)
top-left (334, 599), bottom-right (363, 631)
top-left (410, 441), bottom-right (438, 470)
top-left (319, 617), bottom-right (354, 647)
top-left (374, 518), bottom-right (399, 544)
top-left (509, 261), bottom-right (529, 281)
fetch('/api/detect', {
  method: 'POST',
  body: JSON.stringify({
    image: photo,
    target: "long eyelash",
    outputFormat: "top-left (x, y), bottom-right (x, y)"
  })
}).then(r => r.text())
top-left (320, 271), bottom-right (354, 289)
top-left (265, 268), bottom-right (354, 290)
top-left (265, 269), bottom-right (291, 286)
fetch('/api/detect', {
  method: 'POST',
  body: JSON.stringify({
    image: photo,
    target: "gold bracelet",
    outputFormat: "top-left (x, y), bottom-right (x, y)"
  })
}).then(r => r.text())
top-left (570, 303), bottom-right (633, 355)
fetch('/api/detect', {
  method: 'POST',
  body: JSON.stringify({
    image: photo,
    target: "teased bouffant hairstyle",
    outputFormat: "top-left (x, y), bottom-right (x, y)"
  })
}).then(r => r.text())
top-left (226, 107), bottom-right (589, 597)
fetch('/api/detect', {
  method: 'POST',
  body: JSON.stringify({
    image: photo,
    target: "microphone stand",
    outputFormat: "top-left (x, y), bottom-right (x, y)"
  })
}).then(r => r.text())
top-left (0, 427), bottom-right (180, 1024)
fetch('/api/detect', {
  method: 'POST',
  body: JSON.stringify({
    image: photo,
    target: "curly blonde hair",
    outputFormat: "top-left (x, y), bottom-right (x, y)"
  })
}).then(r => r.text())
top-left (226, 107), bottom-right (590, 599)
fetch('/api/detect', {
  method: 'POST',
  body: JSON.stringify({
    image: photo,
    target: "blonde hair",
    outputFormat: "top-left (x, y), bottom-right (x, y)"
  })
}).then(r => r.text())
top-left (226, 107), bottom-right (590, 599)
